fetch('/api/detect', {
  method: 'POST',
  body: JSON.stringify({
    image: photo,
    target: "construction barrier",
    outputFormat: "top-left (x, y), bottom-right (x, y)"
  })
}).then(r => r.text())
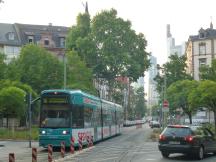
top-left (48, 144), bottom-right (53, 162)
top-left (87, 136), bottom-right (90, 147)
top-left (60, 142), bottom-right (65, 158)
top-left (32, 147), bottom-right (37, 162)
top-left (78, 136), bottom-right (82, 151)
top-left (9, 153), bottom-right (15, 162)
top-left (70, 137), bottom-right (75, 154)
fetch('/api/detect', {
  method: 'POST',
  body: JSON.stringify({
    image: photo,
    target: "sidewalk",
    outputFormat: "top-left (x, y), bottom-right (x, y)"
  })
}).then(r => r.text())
top-left (0, 141), bottom-right (40, 161)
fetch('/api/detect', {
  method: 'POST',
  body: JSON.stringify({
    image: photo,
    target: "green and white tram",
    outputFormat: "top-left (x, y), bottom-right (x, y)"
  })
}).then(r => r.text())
top-left (39, 89), bottom-right (124, 147)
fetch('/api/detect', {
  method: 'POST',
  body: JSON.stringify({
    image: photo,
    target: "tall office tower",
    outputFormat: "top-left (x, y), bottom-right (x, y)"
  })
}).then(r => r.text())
top-left (147, 55), bottom-right (159, 108)
top-left (167, 24), bottom-right (185, 59)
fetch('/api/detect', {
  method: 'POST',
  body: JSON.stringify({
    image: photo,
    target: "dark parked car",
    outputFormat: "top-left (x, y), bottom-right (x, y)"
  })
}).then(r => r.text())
top-left (149, 120), bottom-right (161, 128)
top-left (158, 125), bottom-right (216, 160)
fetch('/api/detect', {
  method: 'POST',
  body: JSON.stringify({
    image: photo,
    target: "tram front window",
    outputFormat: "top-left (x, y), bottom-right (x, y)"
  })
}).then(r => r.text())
top-left (40, 106), bottom-right (70, 128)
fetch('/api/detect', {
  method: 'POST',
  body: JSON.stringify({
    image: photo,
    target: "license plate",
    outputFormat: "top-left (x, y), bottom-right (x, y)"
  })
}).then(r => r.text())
top-left (169, 141), bottom-right (180, 144)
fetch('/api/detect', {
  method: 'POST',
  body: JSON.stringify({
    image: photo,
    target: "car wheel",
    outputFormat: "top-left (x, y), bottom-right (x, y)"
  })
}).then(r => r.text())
top-left (161, 151), bottom-right (169, 158)
top-left (197, 146), bottom-right (204, 160)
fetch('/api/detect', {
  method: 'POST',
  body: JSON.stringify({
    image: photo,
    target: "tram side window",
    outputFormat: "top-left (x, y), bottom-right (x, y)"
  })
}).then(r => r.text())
top-left (72, 106), bottom-right (84, 128)
top-left (84, 107), bottom-right (93, 128)
top-left (92, 108), bottom-right (101, 127)
top-left (103, 109), bottom-right (112, 126)
top-left (112, 111), bottom-right (116, 125)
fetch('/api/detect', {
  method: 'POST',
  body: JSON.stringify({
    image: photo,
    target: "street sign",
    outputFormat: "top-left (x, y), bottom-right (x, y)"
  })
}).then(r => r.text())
top-left (163, 100), bottom-right (169, 112)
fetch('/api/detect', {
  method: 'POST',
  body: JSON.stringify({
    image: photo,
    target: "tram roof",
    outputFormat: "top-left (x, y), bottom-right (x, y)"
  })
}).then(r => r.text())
top-left (41, 89), bottom-right (99, 99)
top-left (41, 89), bottom-right (122, 108)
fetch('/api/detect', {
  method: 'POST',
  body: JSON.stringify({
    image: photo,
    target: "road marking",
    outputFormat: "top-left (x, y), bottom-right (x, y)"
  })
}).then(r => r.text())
top-left (131, 151), bottom-right (159, 154)
top-left (89, 156), bottom-right (119, 162)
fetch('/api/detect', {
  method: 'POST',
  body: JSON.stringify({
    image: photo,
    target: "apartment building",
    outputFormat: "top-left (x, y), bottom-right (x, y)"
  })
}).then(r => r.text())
top-left (0, 23), bottom-right (69, 62)
top-left (186, 22), bottom-right (216, 80)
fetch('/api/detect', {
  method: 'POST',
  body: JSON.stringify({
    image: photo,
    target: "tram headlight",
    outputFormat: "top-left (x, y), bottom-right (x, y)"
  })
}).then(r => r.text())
top-left (41, 130), bottom-right (46, 134)
top-left (62, 130), bottom-right (68, 135)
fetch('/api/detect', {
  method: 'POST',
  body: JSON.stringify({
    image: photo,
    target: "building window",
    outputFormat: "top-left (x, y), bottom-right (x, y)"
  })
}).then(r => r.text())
top-left (199, 58), bottom-right (207, 67)
top-left (44, 40), bottom-right (49, 46)
top-left (8, 32), bottom-right (15, 40)
top-left (60, 37), bottom-right (65, 48)
top-left (28, 36), bottom-right (34, 43)
top-left (199, 43), bottom-right (206, 55)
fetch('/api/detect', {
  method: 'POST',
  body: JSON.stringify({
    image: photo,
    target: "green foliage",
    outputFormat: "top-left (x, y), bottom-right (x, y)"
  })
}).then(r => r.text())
top-left (66, 9), bottom-right (150, 100)
top-left (0, 52), bottom-right (7, 80)
top-left (189, 80), bottom-right (216, 111)
top-left (154, 54), bottom-right (192, 97)
top-left (134, 87), bottom-right (146, 118)
top-left (0, 86), bottom-right (25, 118)
top-left (66, 50), bottom-right (96, 94)
top-left (17, 44), bottom-right (64, 93)
top-left (167, 80), bottom-right (198, 124)
top-left (151, 104), bottom-right (160, 117)
top-left (5, 58), bottom-right (22, 81)
top-left (91, 9), bottom-right (150, 82)
top-left (189, 80), bottom-right (216, 133)
top-left (199, 59), bottom-right (216, 81)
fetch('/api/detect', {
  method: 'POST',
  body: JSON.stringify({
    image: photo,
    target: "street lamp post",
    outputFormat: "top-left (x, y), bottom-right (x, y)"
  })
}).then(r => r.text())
top-left (63, 53), bottom-right (67, 89)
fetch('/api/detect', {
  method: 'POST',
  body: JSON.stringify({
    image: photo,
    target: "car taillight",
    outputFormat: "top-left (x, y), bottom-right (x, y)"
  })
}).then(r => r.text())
top-left (159, 134), bottom-right (166, 141)
top-left (184, 135), bottom-right (193, 142)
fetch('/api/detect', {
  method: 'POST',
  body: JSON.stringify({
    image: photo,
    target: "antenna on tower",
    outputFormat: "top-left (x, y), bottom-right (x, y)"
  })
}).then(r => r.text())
top-left (210, 16), bottom-right (213, 29)
top-left (81, 1), bottom-right (89, 14)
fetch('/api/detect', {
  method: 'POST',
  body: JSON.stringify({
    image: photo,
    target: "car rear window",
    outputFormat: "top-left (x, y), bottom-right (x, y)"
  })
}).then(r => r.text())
top-left (163, 127), bottom-right (191, 136)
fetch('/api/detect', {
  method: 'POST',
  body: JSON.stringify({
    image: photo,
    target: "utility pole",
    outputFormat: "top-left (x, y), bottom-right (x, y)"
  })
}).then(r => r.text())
top-left (63, 53), bottom-right (67, 89)
top-left (28, 93), bottom-right (32, 148)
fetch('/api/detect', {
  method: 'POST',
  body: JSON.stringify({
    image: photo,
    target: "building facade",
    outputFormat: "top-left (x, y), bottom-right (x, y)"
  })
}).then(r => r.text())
top-left (0, 23), bottom-right (69, 62)
top-left (0, 23), bottom-right (21, 63)
top-left (186, 22), bottom-right (216, 80)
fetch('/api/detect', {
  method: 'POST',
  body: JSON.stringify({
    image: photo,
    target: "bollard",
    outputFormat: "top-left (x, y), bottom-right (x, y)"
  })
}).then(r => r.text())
top-left (9, 153), bottom-right (15, 162)
top-left (70, 137), bottom-right (75, 154)
top-left (87, 136), bottom-right (90, 147)
top-left (78, 136), bottom-right (82, 151)
top-left (60, 142), bottom-right (65, 158)
top-left (32, 147), bottom-right (37, 162)
top-left (90, 135), bottom-right (94, 147)
top-left (48, 144), bottom-right (53, 162)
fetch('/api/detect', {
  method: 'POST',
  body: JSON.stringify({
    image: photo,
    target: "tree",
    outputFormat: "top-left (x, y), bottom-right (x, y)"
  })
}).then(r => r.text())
top-left (66, 9), bottom-right (150, 99)
top-left (17, 44), bottom-right (64, 93)
top-left (5, 58), bottom-right (21, 81)
top-left (0, 79), bottom-right (37, 126)
top-left (189, 80), bottom-right (216, 133)
top-left (167, 80), bottom-right (198, 124)
top-left (91, 9), bottom-right (150, 97)
top-left (0, 86), bottom-right (26, 128)
top-left (154, 54), bottom-right (192, 96)
top-left (199, 58), bottom-right (216, 81)
top-left (134, 87), bottom-right (146, 118)
top-left (66, 50), bottom-right (96, 94)
top-left (66, 12), bottom-right (95, 67)
top-left (0, 52), bottom-right (7, 80)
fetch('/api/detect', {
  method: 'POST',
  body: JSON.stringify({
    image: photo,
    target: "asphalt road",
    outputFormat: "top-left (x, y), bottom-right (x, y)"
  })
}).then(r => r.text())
top-left (1, 124), bottom-right (216, 162)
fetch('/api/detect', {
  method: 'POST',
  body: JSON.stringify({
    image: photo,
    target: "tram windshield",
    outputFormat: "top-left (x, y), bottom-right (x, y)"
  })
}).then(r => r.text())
top-left (40, 96), bottom-right (70, 128)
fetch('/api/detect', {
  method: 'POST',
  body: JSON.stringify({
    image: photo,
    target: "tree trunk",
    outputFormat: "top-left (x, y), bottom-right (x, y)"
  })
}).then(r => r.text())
top-left (214, 110), bottom-right (216, 135)
top-left (187, 112), bottom-right (192, 124)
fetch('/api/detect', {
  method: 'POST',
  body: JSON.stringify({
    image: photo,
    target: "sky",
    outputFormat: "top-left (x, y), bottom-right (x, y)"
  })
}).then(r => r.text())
top-left (0, 0), bottom-right (216, 65)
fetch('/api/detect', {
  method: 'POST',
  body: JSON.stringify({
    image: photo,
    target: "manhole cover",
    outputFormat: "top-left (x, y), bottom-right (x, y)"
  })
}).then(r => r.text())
top-left (0, 144), bottom-right (5, 147)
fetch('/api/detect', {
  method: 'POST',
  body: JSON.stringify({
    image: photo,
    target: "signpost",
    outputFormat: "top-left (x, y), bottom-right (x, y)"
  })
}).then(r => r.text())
top-left (163, 100), bottom-right (169, 112)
